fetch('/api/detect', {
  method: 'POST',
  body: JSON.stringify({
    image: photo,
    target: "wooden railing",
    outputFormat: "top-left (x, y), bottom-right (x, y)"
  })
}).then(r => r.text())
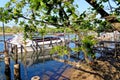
top-left (93, 40), bottom-right (120, 57)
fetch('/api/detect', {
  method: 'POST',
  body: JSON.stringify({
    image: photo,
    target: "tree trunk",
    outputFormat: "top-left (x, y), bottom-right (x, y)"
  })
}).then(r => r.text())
top-left (112, 22), bottom-right (120, 31)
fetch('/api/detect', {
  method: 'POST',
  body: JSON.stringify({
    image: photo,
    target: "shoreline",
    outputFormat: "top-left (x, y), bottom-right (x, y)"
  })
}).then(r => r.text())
top-left (0, 32), bottom-right (14, 36)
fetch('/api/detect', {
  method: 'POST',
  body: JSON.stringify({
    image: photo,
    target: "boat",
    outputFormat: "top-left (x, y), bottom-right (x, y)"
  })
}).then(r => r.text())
top-left (6, 33), bottom-right (64, 53)
top-left (55, 33), bottom-right (64, 36)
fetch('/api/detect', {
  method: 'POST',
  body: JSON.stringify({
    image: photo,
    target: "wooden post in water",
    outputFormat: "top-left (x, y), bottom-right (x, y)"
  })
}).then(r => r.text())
top-left (31, 76), bottom-right (40, 80)
top-left (4, 50), bottom-right (11, 80)
top-left (2, 19), bottom-right (11, 80)
top-left (4, 57), bottom-right (10, 73)
top-left (14, 45), bottom-right (21, 80)
top-left (4, 56), bottom-right (10, 66)
top-left (4, 49), bottom-right (9, 57)
top-left (14, 64), bottom-right (21, 80)
top-left (5, 57), bottom-right (11, 80)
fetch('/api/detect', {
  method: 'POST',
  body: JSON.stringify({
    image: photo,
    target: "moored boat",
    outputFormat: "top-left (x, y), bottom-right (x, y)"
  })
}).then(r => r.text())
top-left (6, 34), bottom-right (64, 53)
top-left (55, 33), bottom-right (64, 36)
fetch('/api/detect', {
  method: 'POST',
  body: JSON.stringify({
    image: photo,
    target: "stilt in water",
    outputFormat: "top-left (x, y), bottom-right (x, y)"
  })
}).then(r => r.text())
top-left (31, 76), bottom-right (40, 80)
top-left (4, 50), bottom-right (11, 80)
top-left (14, 63), bottom-right (21, 80)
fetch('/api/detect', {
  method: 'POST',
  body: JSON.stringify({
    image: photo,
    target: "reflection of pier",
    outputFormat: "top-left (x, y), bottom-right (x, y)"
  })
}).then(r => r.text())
top-left (1, 39), bottom-right (61, 79)
top-left (19, 51), bottom-right (58, 67)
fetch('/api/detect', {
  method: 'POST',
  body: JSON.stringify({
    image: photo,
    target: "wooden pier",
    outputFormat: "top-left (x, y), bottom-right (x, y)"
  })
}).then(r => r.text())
top-left (1, 40), bottom-right (62, 80)
top-left (93, 40), bottom-right (120, 57)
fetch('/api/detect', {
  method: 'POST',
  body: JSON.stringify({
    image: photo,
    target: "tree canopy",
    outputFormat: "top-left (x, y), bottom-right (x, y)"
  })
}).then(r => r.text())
top-left (0, 0), bottom-right (120, 64)
top-left (0, 0), bottom-right (120, 33)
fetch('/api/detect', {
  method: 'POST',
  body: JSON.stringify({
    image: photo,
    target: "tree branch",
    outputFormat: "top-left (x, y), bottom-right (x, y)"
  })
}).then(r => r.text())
top-left (12, 14), bottom-right (64, 27)
top-left (59, 4), bottom-right (70, 26)
top-left (85, 0), bottom-right (109, 17)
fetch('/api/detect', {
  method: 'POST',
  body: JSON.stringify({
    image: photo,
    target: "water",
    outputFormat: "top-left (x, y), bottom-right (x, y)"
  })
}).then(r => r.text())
top-left (0, 42), bottom-right (4, 52)
top-left (0, 35), bottom-right (13, 52)
top-left (0, 59), bottom-right (72, 80)
top-left (0, 34), bottom-right (101, 80)
top-left (0, 34), bottom-right (75, 80)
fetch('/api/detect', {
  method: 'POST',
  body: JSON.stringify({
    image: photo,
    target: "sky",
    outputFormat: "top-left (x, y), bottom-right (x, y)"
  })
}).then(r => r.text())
top-left (0, 0), bottom-right (117, 27)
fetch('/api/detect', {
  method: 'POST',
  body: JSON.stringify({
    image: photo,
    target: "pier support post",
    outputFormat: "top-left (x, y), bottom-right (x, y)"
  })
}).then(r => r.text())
top-left (31, 76), bottom-right (40, 80)
top-left (4, 50), bottom-right (11, 80)
top-left (5, 62), bottom-right (11, 80)
top-left (4, 57), bottom-right (10, 66)
top-left (4, 57), bottom-right (10, 75)
top-left (14, 63), bottom-right (21, 80)
top-left (4, 49), bottom-right (9, 57)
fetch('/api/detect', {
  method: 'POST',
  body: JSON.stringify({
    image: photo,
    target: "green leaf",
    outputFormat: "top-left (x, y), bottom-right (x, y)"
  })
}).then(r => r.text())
top-left (19, 21), bottom-right (25, 25)
top-left (5, 2), bottom-right (11, 8)
top-left (11, 0), bottom-right (16, 3)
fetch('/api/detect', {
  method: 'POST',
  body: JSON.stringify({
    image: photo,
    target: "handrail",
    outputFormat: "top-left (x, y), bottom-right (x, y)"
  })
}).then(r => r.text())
top-left (100, 40), bottom-right (120, 43)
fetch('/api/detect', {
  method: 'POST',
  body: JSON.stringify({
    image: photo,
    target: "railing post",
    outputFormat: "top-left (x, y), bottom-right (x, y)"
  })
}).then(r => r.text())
top-left (20, 45), bottom-right (23, 54)
top-left (4, 41), bottom-right (7, 51)
top-left (15, 45), bottom-right (18, 64)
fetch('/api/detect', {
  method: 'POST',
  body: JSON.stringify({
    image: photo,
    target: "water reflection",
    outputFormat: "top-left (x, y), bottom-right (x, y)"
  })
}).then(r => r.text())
top-left (5, 65), bottom-right (11, 80)
top-left (0, 34), bottom-right (103, 80)
top-left (17, 49), bottom-right (73, 80)
top-left (19, 50), bottom-right (53, 80)
top-left (0, 61), bottom-right (5, 79)
top-left (0, 47), bottom-right (89, 80)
